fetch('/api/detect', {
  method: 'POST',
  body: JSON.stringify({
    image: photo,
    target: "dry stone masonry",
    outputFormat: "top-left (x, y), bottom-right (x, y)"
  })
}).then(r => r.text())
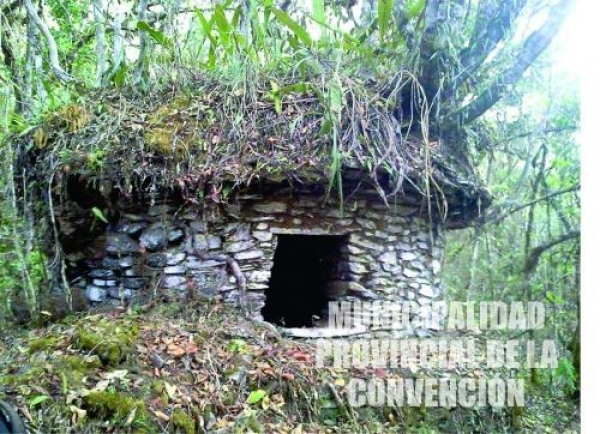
top-left (60, 183), bottom-right (445, 334)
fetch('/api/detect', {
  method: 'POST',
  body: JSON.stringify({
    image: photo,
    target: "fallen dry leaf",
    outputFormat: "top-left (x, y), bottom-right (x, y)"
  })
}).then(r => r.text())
top-left (167, 344), bottom-right (186, 357)
top-left (153, 410), bottom-right (170, 422)
top-left (164, 381), bottom-right (178, 399)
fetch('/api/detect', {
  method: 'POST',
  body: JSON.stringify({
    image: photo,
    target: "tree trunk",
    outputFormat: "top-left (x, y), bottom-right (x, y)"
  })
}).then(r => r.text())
top-left (134, 0), bottom-right (150, 86)
top-left (23, 16), bottom-right (35, 119)
top-left (103, 0), bottom-right (124, 86)
top-left (93, 0), bottom-right (107, 87)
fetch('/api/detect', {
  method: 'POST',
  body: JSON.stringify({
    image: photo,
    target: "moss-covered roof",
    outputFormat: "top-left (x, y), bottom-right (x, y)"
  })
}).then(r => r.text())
top-left (13, 75), bottom-right (490, 226)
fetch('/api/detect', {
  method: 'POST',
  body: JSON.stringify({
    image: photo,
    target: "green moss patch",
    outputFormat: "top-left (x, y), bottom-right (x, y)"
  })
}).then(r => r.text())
top-left (83, 391), bottom-right (147, 422)
top-left (55, 354), bottom-right (103, 390)
top-left (72, 324), bottom-right (139, 367)
top-left (27, 335), bottom-right (62, 354)
top-left (0, 366), bottom-right (46, 389)
top-left (171, 408), bottom-right (196, 434)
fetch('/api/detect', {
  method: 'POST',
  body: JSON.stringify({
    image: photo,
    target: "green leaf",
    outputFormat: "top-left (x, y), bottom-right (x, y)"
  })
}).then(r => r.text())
top-left (222, 184), bottom-right (233, 199)
top-left (312, 0), bottom-right (325, 33)
top-left (228, 339), bottom-right (247, 352)
top-left (287, 34), bottom-right (301, 50)
top-left (29, 395), bottom-right (50, 408)
top-left (232, 5), bottom-right (242, 28)
top-left (214, 5), bottom-right (232, 49)
top-left (406, 0), bottom-right (425, 19)
top-left (91, 207), bottom-right (108, 224)
top-left (329, 143), bottom-right (341, 189)
top-left (247, 389), bottom-right (267, 404)
top-left (195, 9), bottom-right (218, 46)
top-left (42, 78), bottom-right (53, 97)
top-left (320, 119), bottom-right (333, 135)
top-left (327, 78), bottom-right (344, 117)
top-left (136, 21), bottom-right (173, 48)
top-left (279, 82), bottom-right (313, 94)
top-left (545, 291), bottom-right (563, 303)
top-left (272, 9), bottom-right (312, 46)
top-left (11, 114), bottom-right (30, 135)
top-left (113, 63), bottom-right (128, 87)
top-left (307, 15), bottom-right (358, 47)
top-left (377, 0), bottom-right (393, 44)
top-left (207, 46), bottom-right (216, 69)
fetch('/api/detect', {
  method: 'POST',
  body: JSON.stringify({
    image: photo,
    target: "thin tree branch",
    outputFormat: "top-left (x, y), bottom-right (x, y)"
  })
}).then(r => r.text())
top-left (444, 0), bottom-right (575, 128)
top-left (23, 11), bottom-right (35, 118)
top-left (504, 125), bottom-right (578, 142)
top-left (486, 183), bottom-right (580, 225)
top-left (102, 4), bottom-right (124, 86)
top-left (93, 0), bottom-right (106, 87)
top-left (524, 230), bottom-right (580, 274)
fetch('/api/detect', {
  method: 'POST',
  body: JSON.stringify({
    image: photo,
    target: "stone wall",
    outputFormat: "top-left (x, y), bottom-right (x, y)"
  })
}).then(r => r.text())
top-left (70, 189), bottom-right (444, 332)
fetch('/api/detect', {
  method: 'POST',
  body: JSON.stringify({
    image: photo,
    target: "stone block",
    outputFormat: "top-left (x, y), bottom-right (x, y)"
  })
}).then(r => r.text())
top-left (225, 240), bottom-right (255, 253)
top-left (234, 250), bottom-right (264, 261)
top-left (252, 231), bottom-right (273, 242)
top-left (253, 202), bottom-right (288, 213)
top-left (85, 286), bottom-right (106, 303)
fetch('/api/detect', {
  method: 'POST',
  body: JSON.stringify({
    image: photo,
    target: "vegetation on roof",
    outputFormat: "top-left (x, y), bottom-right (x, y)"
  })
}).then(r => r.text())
top-left (15, 71), bottom-right (446, 201)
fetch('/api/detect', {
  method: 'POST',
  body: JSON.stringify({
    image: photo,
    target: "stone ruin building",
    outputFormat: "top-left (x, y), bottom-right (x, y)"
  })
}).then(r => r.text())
top-left (14, 83), bottom-right (490, 334)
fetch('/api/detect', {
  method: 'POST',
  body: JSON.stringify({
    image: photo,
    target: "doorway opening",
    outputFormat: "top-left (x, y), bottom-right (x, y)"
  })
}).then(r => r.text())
top-left (262, 234), bottom-right (346, 327)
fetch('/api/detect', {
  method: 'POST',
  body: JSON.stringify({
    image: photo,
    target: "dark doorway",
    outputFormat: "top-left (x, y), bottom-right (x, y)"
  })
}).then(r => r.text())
top-left (262, 234), bottom-right (345, 327)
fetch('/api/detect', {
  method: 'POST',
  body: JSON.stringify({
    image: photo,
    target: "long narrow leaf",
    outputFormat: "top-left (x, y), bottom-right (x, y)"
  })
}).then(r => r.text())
top-left (194, 10), bottom-right (218, 46)
top-left (312, 0), bottom-right (325, 39)
top-left (214, 5), bottom-right (232, 49)
top-left (272, 8), bottom-right (312, 47)
top-left (328, 78), bottom-right (344, 119)
top-left (377, 0), bottom-right (393, 44)
top-left (136, 21), bottom-right (173, 48)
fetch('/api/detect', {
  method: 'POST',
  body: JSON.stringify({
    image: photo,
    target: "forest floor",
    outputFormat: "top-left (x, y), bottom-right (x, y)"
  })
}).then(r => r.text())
top-left (0, 299), bottom-right (580, 433)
